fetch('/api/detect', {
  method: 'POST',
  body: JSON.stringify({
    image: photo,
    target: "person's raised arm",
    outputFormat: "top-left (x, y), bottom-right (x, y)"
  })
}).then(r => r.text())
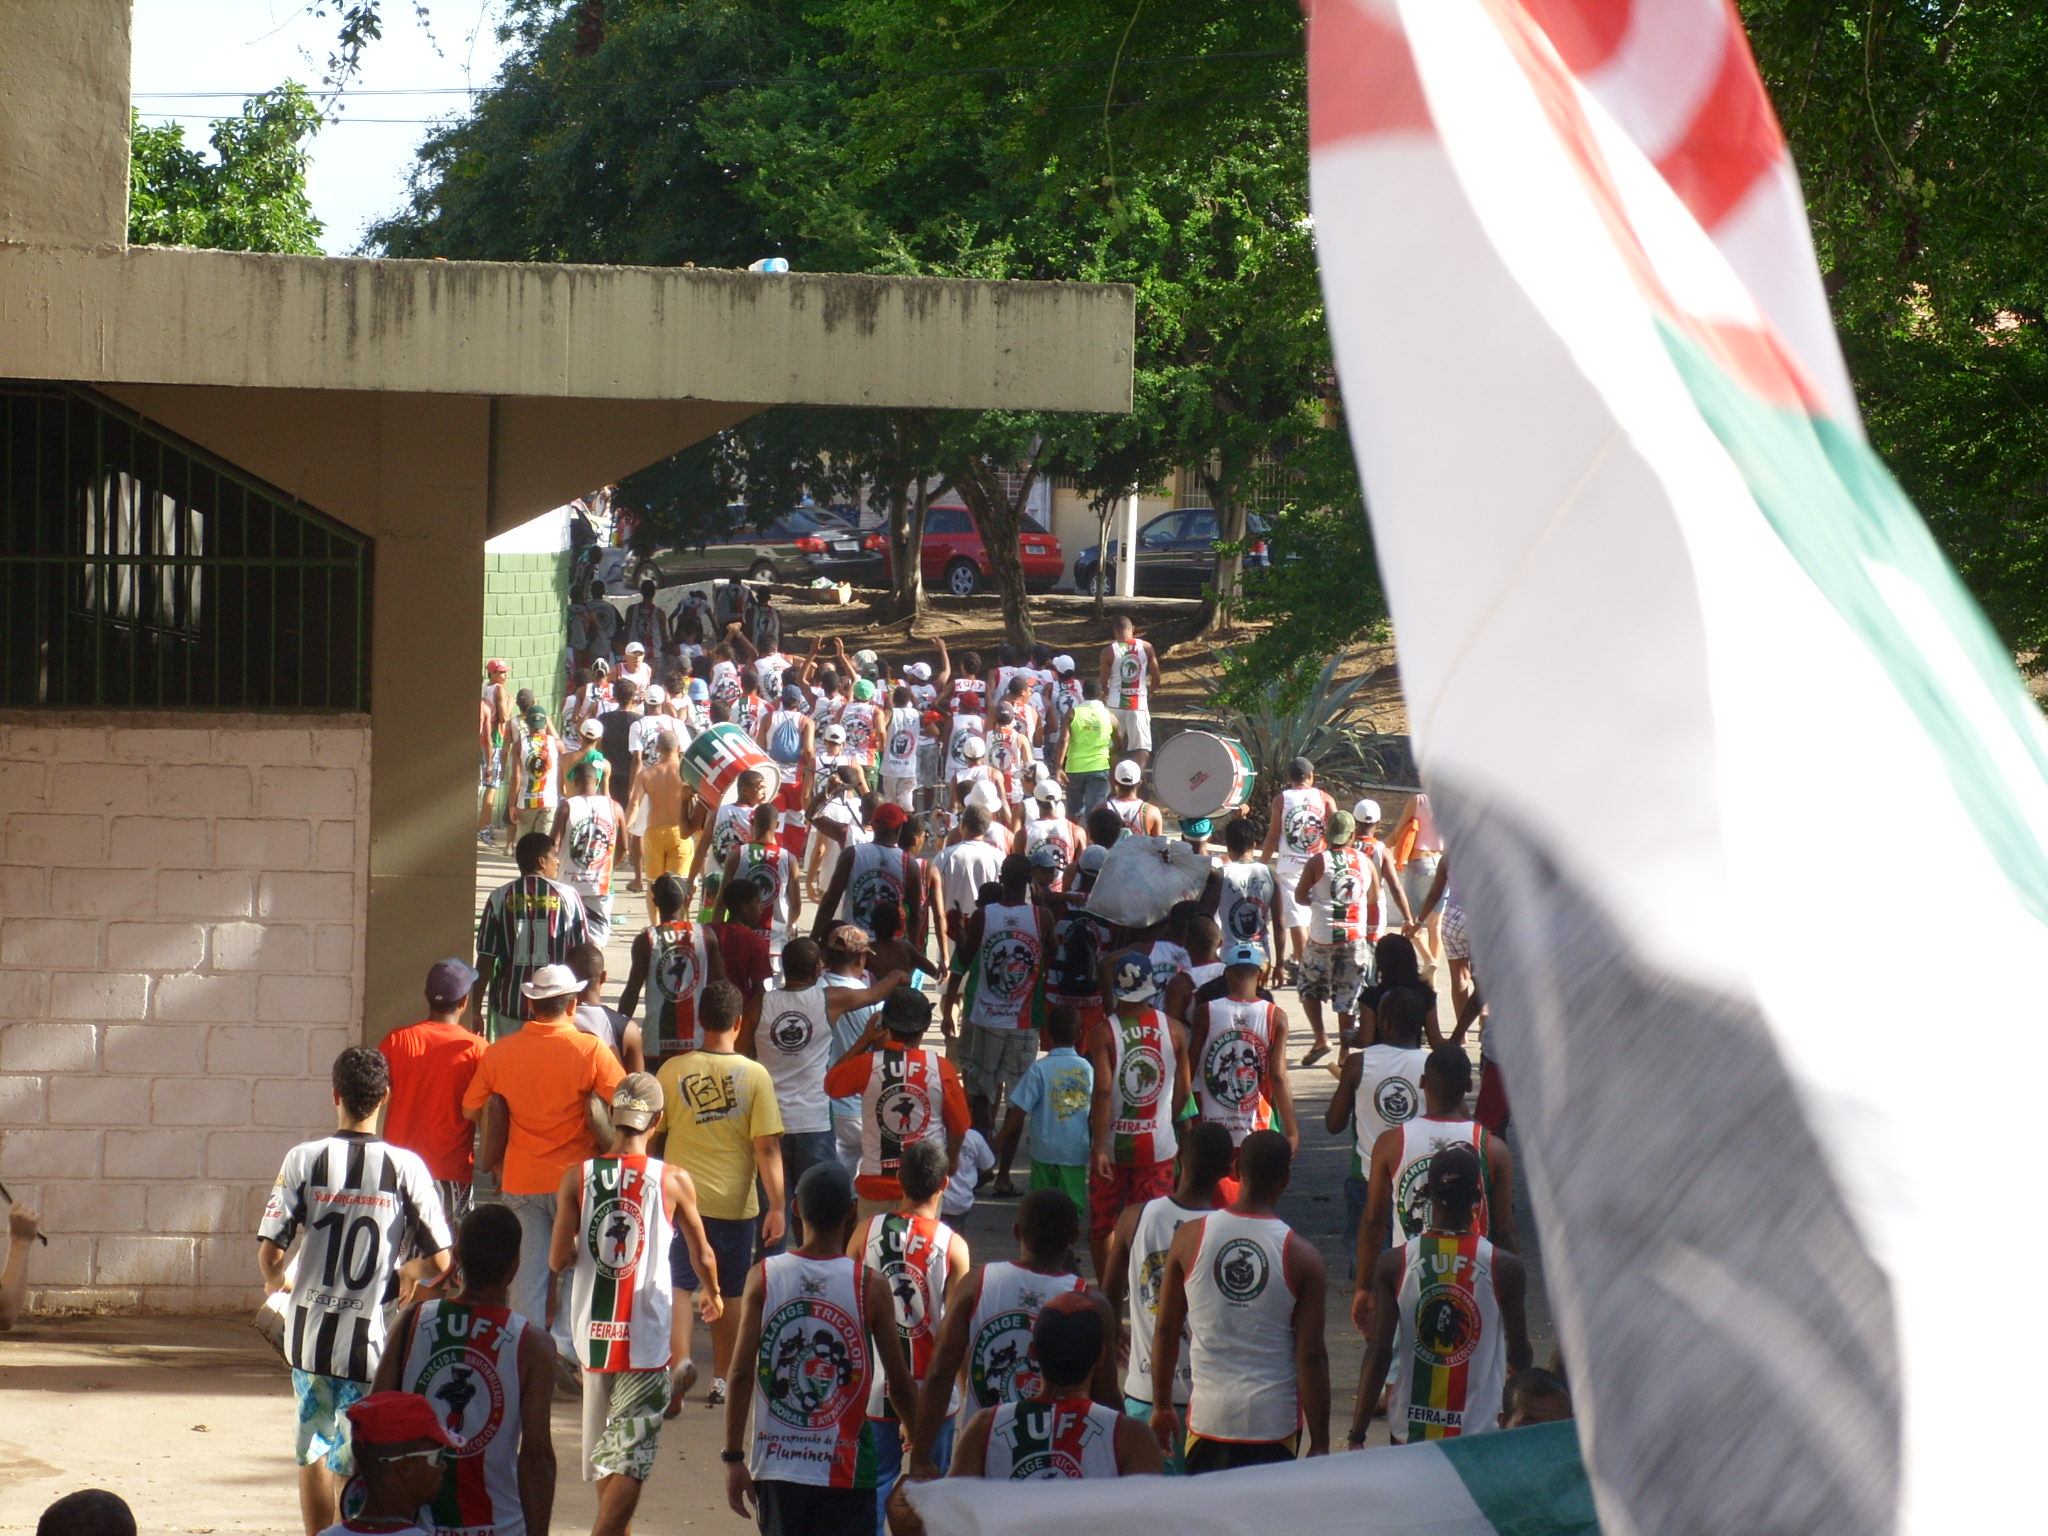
top-left (826, 971), bottom-right (909, 1021)
top-left (515, 1316), bottom-right (559, 1536)
top-left (1486, 1133), bottom-right (1521, 1256)
top-left (931, 636), bottom-right (953, 694)
top-left (1352, 1128), bottom-right (1400, 1334)
top-left (618, 928), bottom-right (653, 1020)
top-left (722, 1262), bottom-right (767, 1518)
top-left (1147, 1222), bottom-right (1198, 1451)
top-left (1347, 1249), bottom-right (1403, 1448)
top-left (1497, 1249), bottom-right (1533, 1376)
top-left (1290, 1240), bottom-right (1331, 1455)
top-left (725, 623), bottom-right (758, 666)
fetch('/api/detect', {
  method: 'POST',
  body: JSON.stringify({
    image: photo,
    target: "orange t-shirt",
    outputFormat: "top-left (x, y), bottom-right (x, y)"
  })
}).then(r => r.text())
top-left (463, 1016), bottom-right (626, 1195)
top-left (378, 1018), bottom-right (486, 1182)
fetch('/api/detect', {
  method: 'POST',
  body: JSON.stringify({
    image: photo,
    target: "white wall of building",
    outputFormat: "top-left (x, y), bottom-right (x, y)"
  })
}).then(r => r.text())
top-left (0, 715), bottom-right (370, 1314)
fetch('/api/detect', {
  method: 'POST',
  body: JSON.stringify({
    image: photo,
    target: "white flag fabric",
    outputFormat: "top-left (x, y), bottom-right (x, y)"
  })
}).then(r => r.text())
top-left (906, 1419), bottom-right (1593, 1536)
top-left (1307, 3), bottom-right (2048, 1535)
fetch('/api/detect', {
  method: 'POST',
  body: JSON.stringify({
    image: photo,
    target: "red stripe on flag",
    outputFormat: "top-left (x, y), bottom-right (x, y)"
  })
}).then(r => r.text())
top-left (1652, 7), bottom-right (1785, 232)
top-left (1304, 0), bottom-right (1433, 152)
top-left (1518, 0), bottom-right (1633, 72)
top-left (1481, 0), bottom-right (1825, 416)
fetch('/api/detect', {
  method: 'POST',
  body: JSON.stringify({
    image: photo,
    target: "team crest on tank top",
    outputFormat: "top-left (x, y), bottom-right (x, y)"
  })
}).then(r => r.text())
top-left (847, 847), bottom-right (908, 931)
top-left (875, 1055), bottom-right (935, 1143)
top-left (1211, 1234), bottom-right (1273, 1303)
top-left (1374, 1074), bottom-right (1420, 1125)
top-left (971, 1312), bottom-right (1045, 1405)
top-left (765, 999), bottom-right (818, 1054)
top-left (761, 1279), bottom-right (867, 1428)
top-left (1280, 788), bottom-right (1325, 857)
top-left (413, 1304), bottom-right (514, 1451)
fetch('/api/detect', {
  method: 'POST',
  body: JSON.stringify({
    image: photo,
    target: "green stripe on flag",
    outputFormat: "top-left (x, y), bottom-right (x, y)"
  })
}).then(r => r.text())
top-left (1439, 1421), bottom-right (1602, 1535)
top-left (1662, 323), bottom-right (2048, 925)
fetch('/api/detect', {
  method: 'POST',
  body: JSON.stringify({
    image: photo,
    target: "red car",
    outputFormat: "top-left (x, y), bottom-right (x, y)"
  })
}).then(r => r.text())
top-left (887, 503), bottom-right (1066, 596)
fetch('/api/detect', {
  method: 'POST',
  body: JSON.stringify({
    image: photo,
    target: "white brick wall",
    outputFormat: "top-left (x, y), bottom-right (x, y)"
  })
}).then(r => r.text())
top-left (0, 715), bottom-right (370, 1315)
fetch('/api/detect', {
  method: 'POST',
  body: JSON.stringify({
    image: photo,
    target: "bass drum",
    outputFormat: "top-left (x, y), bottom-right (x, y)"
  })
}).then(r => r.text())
top-left (1152, 730), bottom-right (1256, 819)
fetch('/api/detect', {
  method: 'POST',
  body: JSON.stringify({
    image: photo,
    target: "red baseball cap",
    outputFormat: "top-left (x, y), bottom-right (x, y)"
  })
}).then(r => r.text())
top-left (346, 1391), bottom-right (466, 1449)
top-left (485, 658), bottom-right (509, 675)
top-left (872, 803), bottom-right (909, 831)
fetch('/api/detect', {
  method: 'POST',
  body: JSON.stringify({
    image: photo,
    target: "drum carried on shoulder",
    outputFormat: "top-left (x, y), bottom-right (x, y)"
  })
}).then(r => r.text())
top-left (1153, 730), bottom-right (1256, 819)
top-left (679, 721), bottom-right (780, 806)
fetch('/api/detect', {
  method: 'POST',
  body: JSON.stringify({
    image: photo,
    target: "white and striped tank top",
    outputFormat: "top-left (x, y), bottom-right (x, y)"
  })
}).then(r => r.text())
top-left (750, 1253), bottom-right (880, 1488)
top-left (568, 1155), bottom-right (673, 1373)
top-left (396, 1299), bottom-right (530, 1536)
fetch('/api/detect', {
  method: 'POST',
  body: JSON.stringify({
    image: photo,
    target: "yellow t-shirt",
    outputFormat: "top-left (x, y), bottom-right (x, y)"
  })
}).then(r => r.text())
top-left (654, 1051), bottom-right (784, 1220)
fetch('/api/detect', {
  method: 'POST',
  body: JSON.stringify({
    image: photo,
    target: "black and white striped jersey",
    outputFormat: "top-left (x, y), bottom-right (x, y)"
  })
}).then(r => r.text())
top-left (256, 1131), bottom-right (452, 1383)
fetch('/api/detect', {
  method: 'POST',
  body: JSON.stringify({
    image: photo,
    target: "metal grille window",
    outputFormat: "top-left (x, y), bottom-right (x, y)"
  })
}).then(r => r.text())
top-left (1, 382), bottom-right (369, 711)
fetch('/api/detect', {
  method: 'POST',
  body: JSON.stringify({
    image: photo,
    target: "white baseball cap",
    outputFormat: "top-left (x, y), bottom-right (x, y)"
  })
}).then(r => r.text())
top-left (966, 779), bottom-right (1004, 815)
top-left (579, 720), bottom-right (603, 740)
top-left (1032, 779), bottom-right (1062, 802)
top-left (624, 641), bottom-right (646, 655)
top-left (644, 684), bottom-right (667, 705)
top-left (1353, 798), bottom-right (1382, 824)
top-left (1053, 654), bottom-right (1076, 673)
top-left (821, 723), bottom-right (847, 744)
top-left (961, 735), bottom-right (988, 759)
top-left (904, 661), bottom-right (932, 681)
top-left (1112, 759), bottom-right (1141, 785)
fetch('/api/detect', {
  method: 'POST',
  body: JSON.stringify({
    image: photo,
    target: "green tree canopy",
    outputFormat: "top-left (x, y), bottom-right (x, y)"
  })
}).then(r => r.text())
top-left (129, 84), bottom-right (325, 254)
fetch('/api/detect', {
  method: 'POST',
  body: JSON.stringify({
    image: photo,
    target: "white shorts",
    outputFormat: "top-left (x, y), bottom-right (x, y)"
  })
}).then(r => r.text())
top-left (1111, 708), bottom-right (1152, 753)
top-left (1276, 857), bottom-right (1310, 930)
top-left (881, 773), bottom-right (917, 809)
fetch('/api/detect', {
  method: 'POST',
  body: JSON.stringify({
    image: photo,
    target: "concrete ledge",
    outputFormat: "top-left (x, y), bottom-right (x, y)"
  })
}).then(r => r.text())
top-left (0, 245), bottom-right (1136, 412)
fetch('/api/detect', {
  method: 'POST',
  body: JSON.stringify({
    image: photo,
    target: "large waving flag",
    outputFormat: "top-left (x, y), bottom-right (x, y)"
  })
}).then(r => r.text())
top-left (904, 4), bottom-right (2044, 1536)
top-left (1309, 2), bottom-right (2048, 1534)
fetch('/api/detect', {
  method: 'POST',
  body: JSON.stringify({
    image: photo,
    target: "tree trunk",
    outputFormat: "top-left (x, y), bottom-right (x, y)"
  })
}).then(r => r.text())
top-left (953, 462), bottom-right (1038, 648)
top-left (1201, 457), bottom-right (1250, 636)
top-left (887, 476), bottom-right (929, 621)
top-left (1091, 496), bottom-right (1117, 620)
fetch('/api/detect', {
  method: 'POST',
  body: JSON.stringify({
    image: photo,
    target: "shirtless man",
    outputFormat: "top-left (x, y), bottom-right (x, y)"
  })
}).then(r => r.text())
top-left (628, 733), bottom-right (692, 927)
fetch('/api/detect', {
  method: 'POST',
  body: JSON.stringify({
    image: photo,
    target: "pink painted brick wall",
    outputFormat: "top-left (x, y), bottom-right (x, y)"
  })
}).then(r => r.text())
top-left (0, 715), bottom-right (370, 1315)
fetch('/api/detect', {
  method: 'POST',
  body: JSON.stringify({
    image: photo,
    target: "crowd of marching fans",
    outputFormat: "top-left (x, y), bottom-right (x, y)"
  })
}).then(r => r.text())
top-left (11, 578), bottom-right (1569, 1536)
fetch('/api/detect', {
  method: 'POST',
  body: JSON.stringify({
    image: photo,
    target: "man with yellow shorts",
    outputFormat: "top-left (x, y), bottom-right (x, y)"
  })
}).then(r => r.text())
top-left (629, 732), bottom-right (694, 928)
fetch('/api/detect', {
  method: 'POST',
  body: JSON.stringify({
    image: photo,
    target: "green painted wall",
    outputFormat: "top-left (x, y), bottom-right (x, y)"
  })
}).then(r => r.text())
top-left (483, 550), bottom-right (573, 715)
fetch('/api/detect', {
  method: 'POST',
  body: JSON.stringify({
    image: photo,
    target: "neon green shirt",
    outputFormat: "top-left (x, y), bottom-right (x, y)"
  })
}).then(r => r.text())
top-left (1064, 701), bottom-right (1116, 773)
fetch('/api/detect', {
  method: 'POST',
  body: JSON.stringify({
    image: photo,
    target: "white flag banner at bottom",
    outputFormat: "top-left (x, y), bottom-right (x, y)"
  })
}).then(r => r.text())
top-left (904, 1420), bottom-right (1594, 1536)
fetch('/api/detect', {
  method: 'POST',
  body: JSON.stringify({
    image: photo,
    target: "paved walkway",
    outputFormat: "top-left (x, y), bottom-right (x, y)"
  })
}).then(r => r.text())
top-left (0, 847), bottom-right (1552, 1533)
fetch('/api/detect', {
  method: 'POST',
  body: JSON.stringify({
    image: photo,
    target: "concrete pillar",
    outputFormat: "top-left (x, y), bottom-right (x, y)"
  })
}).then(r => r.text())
top-left (1115, 489), bottom-right (1141, 599)
top-left (362, 396), bottom-right (493, 1042)
top-left (0, 0), bottom-right (131, 249)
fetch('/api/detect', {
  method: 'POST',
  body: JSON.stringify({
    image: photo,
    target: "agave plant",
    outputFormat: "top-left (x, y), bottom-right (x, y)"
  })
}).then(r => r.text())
top-left (1200, 650), bottom-right (1415, 825)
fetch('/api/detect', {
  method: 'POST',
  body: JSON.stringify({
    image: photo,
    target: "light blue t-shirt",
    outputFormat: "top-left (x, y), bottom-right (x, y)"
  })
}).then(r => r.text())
top-left (1008, 1047), bottom-right (1094, 1168)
